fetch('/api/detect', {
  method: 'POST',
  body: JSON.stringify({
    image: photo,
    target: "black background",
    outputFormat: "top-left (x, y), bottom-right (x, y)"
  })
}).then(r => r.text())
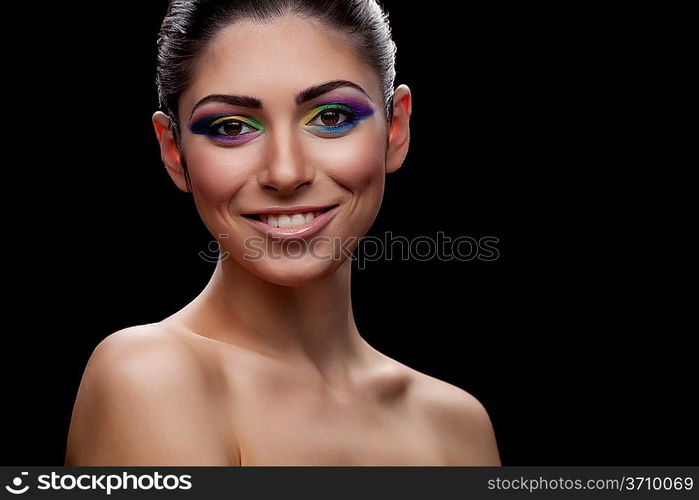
top-left (2, 1), bottom-right (694, 466)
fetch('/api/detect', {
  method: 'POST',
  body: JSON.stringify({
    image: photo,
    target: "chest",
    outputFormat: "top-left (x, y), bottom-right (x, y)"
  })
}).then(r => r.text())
top-left (224, 374), bottom-right (447, 465)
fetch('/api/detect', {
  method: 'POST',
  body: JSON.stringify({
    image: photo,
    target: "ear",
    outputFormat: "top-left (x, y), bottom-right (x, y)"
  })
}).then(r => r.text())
top-left (385, 84), bottom-right (412, 174)
top-left (152, 111), bottom-right (190, 192)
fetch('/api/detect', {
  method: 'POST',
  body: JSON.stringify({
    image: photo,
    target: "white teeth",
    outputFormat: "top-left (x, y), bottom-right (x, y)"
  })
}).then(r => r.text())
top-left (291, 214), bottom-right (306, 226)
top-left (277, 214), bottom-right (292, 228)
top-left (259, 211), bottom-right (319, 229)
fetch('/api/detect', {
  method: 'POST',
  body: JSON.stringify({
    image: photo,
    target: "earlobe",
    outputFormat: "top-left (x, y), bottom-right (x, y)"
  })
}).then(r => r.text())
top-left (151, 111), bottom-right (190, 193)
top-left (385, 84), bottom-right (412, 174)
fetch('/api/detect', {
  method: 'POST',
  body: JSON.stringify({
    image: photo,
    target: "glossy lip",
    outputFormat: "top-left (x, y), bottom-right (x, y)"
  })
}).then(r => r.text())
top-left (240, 205), bottom-right (340, 241)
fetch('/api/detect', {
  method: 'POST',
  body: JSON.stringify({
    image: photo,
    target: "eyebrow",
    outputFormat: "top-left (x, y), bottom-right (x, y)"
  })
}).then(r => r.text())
top-left (189, 80), bottom-right (372, 120)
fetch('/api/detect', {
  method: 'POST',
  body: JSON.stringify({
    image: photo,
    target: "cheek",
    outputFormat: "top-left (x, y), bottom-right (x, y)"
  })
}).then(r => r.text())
top-left (310, 127), bottom-right (387, 193)
top-left (185, 146), bottom-right (253, 214)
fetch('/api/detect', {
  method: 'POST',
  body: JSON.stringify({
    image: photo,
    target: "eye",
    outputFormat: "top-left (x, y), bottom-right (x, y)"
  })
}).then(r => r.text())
top-left (307, 109), bottom-right (350, 128)
top-left (190, 113), bottom-right (265, 145)
top-left (210, 118), bottom-right (259, 137)
top-left (303, 104), bottom-right (362, 135)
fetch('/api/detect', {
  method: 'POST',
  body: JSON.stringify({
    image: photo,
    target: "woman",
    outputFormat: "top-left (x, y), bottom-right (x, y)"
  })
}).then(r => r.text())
top-left (65, 0), bottom-right (500, 466)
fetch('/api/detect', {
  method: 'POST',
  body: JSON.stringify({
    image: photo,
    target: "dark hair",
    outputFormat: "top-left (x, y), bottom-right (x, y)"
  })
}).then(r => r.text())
top-left (156, 0), bottom-right (397, 144)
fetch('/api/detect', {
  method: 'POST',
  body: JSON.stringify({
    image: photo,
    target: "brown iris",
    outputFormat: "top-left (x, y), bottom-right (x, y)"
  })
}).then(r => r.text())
top-left (222, 121), bottom-right (243, 136)
top-left (320, 110), bottom-right (341, 126)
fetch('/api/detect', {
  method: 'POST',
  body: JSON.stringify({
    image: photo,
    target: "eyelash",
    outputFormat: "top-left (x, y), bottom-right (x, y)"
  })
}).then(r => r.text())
top-left (190, 103), bottom-right (366, 146)
top-left (302, 104), bottom-right (360, 134)
top-left (190, 115), bottom-right (264, 145)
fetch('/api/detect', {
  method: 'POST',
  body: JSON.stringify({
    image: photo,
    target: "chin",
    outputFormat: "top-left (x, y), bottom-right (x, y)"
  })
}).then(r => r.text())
top-left (242, 253), bottom-right (348, 288)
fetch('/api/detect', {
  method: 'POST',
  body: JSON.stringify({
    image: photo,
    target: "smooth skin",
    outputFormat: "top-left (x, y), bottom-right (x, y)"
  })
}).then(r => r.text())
top-left (65, 14), bottom-right (500, 466)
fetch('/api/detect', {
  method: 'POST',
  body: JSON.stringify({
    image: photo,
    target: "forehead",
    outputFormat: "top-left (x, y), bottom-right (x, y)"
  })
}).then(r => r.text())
top-left (181, 14), bottom-right (382, 115)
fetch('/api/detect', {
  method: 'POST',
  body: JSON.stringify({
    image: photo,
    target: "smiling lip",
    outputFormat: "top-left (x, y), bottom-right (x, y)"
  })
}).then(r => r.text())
top-left (240, 204), bottom-right (340, 240)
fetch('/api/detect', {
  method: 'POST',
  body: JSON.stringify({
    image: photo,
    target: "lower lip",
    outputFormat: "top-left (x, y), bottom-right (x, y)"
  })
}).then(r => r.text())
top-left (241, 206), bottom-right (339, 241)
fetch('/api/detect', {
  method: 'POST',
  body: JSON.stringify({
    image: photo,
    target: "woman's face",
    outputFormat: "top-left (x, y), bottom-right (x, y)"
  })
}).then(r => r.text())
top-left (160, 15), bottom-right (409, 286)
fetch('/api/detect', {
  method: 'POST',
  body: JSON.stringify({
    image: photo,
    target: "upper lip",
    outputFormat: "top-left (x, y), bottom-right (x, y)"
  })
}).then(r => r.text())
top-left (240, 204), bottom-right (338, 215)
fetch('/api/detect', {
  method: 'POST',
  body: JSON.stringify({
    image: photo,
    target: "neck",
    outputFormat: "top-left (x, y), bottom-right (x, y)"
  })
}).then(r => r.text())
top-left (173, 255), bottom-right (374, 386)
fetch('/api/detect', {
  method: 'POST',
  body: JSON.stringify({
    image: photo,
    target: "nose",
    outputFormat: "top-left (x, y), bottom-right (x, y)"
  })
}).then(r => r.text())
top-left (257, 127), bottom-right (314, 195)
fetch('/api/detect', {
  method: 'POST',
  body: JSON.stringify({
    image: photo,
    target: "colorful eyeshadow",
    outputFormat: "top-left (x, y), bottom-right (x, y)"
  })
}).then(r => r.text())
top-left (189, 113), bottom-right (265, 145)
top-left (301, 98), bottom-right (375, 135)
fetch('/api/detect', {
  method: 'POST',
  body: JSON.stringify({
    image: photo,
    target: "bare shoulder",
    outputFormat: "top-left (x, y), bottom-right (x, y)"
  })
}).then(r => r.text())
top-left (65, 324), bottom-right (235, 465)
top-left (399, 364), bottom-right (501, 465)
